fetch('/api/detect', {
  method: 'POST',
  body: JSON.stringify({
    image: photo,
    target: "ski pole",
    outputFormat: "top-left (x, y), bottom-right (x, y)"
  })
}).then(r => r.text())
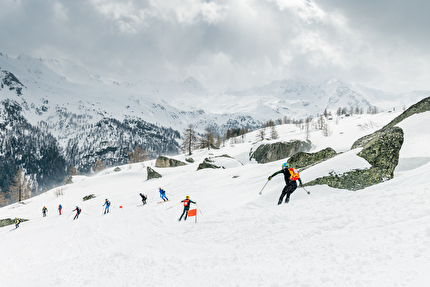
top-left (67, 211), bottom-right (73, 219)
top-left (302, 186), bottom-right (310, 195)
top-left (165, 202), bottom-right (182, 210)
top-left (196, 203), bottom-right (203, 215)
top-left (259, 180), bottom-right (269, 195)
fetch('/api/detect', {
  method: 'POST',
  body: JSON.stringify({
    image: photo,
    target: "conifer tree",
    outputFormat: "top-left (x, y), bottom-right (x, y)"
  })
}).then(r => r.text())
top-left (199, 127), bottom-right (215, 150)
top-left (127, 146), bottom-right (149, 163)
top-left (0, 187), bottom-right (7, 207)
top-left (92, 158), bottom-right (106, 173)
top-left (8, 167), bottom-right (32, 203)
top-left (256, 128), bottom-right (266, 141)
top-left (181, 124), bottom-right (198, 155)
top-left (68, 165), bottom-right (78, 176)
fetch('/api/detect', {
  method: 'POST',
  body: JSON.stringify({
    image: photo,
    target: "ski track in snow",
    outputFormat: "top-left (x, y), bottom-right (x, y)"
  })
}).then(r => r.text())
top-left (1, 111), bottom-right (430, 286)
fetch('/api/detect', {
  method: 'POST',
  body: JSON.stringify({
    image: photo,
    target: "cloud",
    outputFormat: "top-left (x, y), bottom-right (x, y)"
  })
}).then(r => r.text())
top-left (0, 0), bottom-right (429, 93)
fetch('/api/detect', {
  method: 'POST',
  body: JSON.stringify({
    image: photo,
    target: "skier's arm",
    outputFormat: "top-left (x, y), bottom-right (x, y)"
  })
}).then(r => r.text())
top-left (298, 178), bottom-right (303, 186)
top-left (268, 170), bottom-right (282, 180)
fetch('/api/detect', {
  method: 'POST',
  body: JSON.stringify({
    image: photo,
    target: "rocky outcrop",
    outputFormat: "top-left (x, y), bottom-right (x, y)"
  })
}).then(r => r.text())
top-left (197, 158), bottom-right (223, 170)
top-left (147, 166), bottom-right (162, 180)
top-left (306, 127), bottom-right (404, 190)
top-left (155, 156), bottom-right (186, 168)
top-left (288, 147), bottom-right (337, 169)
top-left (0, 218), bottom-right (28, 227)
top-left (249, 140), bottom-right (312, 164)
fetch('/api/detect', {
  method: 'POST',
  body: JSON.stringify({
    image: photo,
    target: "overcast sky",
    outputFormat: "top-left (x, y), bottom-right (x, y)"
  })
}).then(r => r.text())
top-left (0, 0), bottom-right (429, 93)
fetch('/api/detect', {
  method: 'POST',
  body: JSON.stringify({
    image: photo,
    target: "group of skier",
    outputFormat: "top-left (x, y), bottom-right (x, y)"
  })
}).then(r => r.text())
top-left (18, 160), bottom-right (304, 227)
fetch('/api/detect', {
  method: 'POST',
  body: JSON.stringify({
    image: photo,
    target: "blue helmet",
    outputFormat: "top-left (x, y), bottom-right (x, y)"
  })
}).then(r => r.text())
top-left (282, 162), bottom-right (289, 169)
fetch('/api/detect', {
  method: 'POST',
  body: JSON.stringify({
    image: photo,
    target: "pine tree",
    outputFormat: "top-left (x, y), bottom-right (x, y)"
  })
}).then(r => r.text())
top-left (270, 125), bottom-right (278, 140)
top-left (127, 146), bottom-right (149, 163)
top-left (181, 124), bottom-right (198, 155)
top-left (199, 127), bottom-right (215, 150)
top-left (68, 165), bottom-right (78, 176)
top-left (0, 187), bottom-right (8, 207)
top-left (8, 167), bottom-right (32, 203)
top-left (256, 128), bottom-right (266, 141)
top-left (92, 158), bottom-right (106, 173)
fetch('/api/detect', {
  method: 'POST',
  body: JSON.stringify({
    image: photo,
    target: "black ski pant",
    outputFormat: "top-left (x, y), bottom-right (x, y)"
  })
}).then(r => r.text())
top-left (179, 208), bottom-right (190, 221)
top-left (278, 181), bottom-right (297, 204)
top-left (73, 214), bottom-right (80, 220)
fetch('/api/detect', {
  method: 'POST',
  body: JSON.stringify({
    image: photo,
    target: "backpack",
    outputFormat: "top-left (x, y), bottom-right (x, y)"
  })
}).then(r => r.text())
top-left (288, 168), bottom-right (300, 181)
top-left (183, 199), bottom-right (189, 207)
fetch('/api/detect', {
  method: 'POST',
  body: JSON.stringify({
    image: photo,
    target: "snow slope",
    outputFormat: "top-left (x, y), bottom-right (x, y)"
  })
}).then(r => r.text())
top-left (1, 111), bottom-right (429, 287)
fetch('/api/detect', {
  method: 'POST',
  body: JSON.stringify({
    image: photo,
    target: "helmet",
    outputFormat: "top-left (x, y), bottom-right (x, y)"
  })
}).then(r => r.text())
top-left (186, 195), bottom-right (190, 199)
top-left (282, 162), bottom-right (289, 169)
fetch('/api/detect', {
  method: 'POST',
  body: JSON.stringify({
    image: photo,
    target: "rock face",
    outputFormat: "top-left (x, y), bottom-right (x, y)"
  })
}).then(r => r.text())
top-left (147, 166), bottom-right (162, 180)
top-left (155, 156), bottom-right (186, 168)
top-left (197, 158), bottom-right (222, 170)
top-left (304, 97), bottom-right (430, 190)
top-left (249, 140), bottom-right (312, 164)
top-left (288, 147), bottom-right (337, 169)
top-left (306, 127), bottom-right (404, 190)
top-left (0, 218), bottom-right (28, 227)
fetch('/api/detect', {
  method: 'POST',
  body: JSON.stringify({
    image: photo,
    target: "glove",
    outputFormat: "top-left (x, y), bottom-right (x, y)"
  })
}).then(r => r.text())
top-left (299, 183), bottom-right (303, 187)
top-left (268, 176), bottom-right (272, 181)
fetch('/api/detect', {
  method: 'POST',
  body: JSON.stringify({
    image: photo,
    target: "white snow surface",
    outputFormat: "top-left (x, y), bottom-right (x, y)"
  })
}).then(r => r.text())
top-left (1, 111), bottom-right (430, 287)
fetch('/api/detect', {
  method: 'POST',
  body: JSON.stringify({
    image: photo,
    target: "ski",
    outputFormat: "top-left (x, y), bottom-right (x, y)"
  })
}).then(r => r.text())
top-left (157, 200), bottom-right (169, 204)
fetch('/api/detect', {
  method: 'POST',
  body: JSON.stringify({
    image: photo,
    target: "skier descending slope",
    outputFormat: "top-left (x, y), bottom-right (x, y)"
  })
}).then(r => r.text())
top-left (14, 218), bottom-right (20, 228)
top-left (139, 193), bottom-right (147, 205)
top-left (178, 195), bottom-right (196, 221)
top-left (159, 187), bottom-right (169, 202)
top-left (42, 206), bottom-right (48, 217)
top-left (73, 206), bottom-right (82, 220)
top-left (103, 199), bottom-right (111, 214)
top-left (268, 162), bottom-right (303, 204)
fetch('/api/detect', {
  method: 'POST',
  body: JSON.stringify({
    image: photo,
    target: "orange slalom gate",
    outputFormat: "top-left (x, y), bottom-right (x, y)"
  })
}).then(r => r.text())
top-left (188, 209), bottom-right (197, 223)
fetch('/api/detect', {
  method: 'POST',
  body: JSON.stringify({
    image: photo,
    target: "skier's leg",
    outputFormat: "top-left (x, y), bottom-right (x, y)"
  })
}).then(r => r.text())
top-left (278, 186), bottom-right (288, 205)
top-left (179, 209), bottom-right (186, 221)
top-left (285, 182), bottom-right (297, 203)
top-left (184, 209), bottom-right (189, 221)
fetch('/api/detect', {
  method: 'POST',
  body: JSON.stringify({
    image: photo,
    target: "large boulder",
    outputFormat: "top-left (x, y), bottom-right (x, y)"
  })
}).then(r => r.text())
top-left (155, 156), bottom-right (186, 168)
top-left (197, 154), bottom-right (243, 171)
top-left (249, 140), bottom-right (312, 164)
top-left (288, 147), bottom-right (337, 169)
top-left (306, 126), bottom-right (404, 190)
top-left (147, 166), bottom-right (162, 180)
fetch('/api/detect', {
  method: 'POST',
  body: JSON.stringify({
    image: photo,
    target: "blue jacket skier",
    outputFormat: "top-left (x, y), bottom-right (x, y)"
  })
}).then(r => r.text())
top-left (159, 187), bottom-right (168, 202)
top-left (269, 162), bottom-right (303, 204)
top-left (178, 196), bottom-right (196, 221)
top-left (103, 199), bottom-right (111, 214)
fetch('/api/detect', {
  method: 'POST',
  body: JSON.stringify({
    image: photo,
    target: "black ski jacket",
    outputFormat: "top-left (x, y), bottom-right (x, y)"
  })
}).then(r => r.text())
top-left (270, 168), bottom-right (303, 186)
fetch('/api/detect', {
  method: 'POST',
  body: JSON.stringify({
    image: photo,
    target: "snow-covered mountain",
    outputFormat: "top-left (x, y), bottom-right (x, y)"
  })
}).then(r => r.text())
top-left (1, 109), bottom-right (429, 286)
top-left (1, 51), bottom-right (429, 193)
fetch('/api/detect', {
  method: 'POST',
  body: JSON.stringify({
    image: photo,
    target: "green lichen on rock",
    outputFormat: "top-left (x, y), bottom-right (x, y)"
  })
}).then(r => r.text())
top-left (288, 147), bottom-right (337, 169)
top-left (147, 166), bottom-right (162, 180)
top-left (114, 167), bottom-right (121, 172)
top-left (83, 194), bottom-right (96, 201)
top-left (306, 126), bottom-right (404, 190)
top-left (250, 140), bottom-right (312, 164)
top-left (197, 158), bottom-right (223, 170)
top-left (185, 157), bottom-right (195, 163)
top-left (155, 156), bottom-right (186, 168)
